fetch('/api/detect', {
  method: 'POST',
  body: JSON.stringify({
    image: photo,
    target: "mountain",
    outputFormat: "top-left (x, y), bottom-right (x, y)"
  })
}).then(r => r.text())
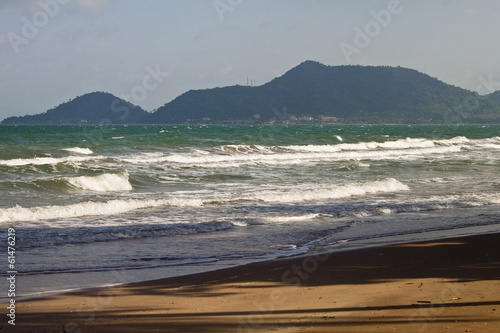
top-left (3, 61), bottom-right (500, 124)
top-left (486, 90), bottom-right (500, 105)
top-left (149, 61), bottom-right (500, 124)
top-left (1, 92), bottom-right (149, 125)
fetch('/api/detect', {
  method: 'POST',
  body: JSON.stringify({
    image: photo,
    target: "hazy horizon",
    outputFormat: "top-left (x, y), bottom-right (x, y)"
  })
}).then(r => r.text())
top-left (1, 0), bottom-right (500, 119)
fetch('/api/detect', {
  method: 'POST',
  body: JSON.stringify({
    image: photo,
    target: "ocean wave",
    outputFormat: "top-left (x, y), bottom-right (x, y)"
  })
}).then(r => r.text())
top-left (0, 155), bottom-right (104, 167)
top-left (153, 135), bottom-right (498, 169)
top-left (287, 136), bottom-right (491, 152)
top-left (3, 177), bottom-right (498, 223)
top-left (341, 192), bottom-right (500, 219)
top-left (64, 173), bottom-right (132, 192)
top-left (214, 144), bottom-right (273, 154)
top-left (247, 178), bottom-right (410, 203)
top-left (19, 221), bottom-right (234, 248)
top-left (0, 197), bottom-right (205, 223)
top-left (61, 147), bottom-right (94, 155)
top-left (209, 136), bottom-right (491, 155)
top-left (117, 145), bottom-right (461, 169)
top-left (436, 136), bottom-right (470, 146)
top-left (283, 137), bottom-right (436, 152)
top-left (238, 192), bottom-right (500, 225)
top-left (262, 213), bottom-right (322, 223)
top-left (0, 178), bottom-right (407, 222)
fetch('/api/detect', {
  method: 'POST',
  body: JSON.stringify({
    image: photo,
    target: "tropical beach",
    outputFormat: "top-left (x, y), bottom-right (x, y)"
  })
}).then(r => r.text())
top-left (2, 1), bottom-right (500, 331)
top-left (2, 125), bottom-right (500, 298)
top-left (13, 232), bottom-right (500, 332)
top-left (1, 124), bottom-right (500, 332)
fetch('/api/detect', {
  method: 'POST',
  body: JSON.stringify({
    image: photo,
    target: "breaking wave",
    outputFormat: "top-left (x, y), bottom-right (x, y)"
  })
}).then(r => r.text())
top-left (0, 197), bottom-right (204, 223)
top-left (61, 147), bottom-right (94, 155)
top-left (115, 136), bottom-right (488, 169)
top-left (1, 178), bottom-right (409, 223)
top-left (20, 221), bottom-right (234, 248)
top-left (64, 173), bottom-right (132, 192)
top-left (0, 155), bottom-right (104, 167)
top-left (248, 178), bottom-right (410, 203)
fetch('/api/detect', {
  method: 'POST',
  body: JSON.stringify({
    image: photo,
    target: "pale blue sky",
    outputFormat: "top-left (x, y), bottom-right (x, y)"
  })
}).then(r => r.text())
top-left (1, 0), bottom-right (500, 119)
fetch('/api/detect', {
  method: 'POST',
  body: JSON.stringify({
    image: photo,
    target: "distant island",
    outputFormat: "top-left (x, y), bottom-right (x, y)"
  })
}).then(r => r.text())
top-left (2, 61), bottom-right (500, 125)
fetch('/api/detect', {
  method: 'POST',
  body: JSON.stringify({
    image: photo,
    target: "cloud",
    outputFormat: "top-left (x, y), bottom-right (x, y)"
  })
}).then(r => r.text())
top-left (442, 0), bottom-right (474, 4)
top-left (0, 0), bottom-right (114, 17)
top-left (61, 0), bottom-right (118, 19)
top-left (0, 33), bottom-right (9, 53)
top-left (218, 63), bottom-right (233, 76)
top-left (54, 27), bottom-right (87, 45)
top-left (191, 23), bottom-right (218, 41)
top-left (75, 0), bottom-right (109, 11)
top-left (0, 0), bottom-right (41, 15)
top-left (0, 0), bottom-right (34, 10)
top-left (94, 23), bottom-right (119, 39)
top-left (463, 9), bottom-right (481, 15)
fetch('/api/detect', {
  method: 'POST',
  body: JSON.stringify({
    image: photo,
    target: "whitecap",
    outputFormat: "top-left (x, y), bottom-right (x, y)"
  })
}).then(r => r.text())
top-left (248, 178), bottom-right (410, 203)
top-left (61, 147), bottom-right (93, 155)
top-left (64, 173), bottom-right (133, 192)
top-left (0, 197), bottom-right (205, 223)
top-left (0, 155), bottom-right (103, 167)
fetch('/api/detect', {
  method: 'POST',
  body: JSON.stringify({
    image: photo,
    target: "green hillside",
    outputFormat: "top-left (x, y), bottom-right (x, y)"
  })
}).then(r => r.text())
top-left (486, 90), bottom-right (500, 105)
top-left (3, 61), bottom-right (500, 124)
top-left (1, 92), bottom-right (149, 125)
top-left (149, 61), bottom-right (500, 124)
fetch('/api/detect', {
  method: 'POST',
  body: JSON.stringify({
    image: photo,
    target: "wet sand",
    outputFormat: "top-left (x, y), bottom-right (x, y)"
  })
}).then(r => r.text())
top-left (11, 232), bottom-right (500, 332)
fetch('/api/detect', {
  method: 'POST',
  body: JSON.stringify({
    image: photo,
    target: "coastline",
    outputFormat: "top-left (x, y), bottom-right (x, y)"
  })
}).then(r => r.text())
top-left (10, 223), bottom-right (499, 300)
top-left (12, 231), bottom-right (500, 332)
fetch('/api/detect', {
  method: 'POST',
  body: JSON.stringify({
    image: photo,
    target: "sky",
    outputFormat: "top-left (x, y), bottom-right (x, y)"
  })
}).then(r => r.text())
top-left (1, 0), bottom-right (500, 119)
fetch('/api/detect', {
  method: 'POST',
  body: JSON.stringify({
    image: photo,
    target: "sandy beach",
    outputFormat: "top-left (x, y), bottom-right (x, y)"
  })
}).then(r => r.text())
top-left (10, 232), bottom-right (500, 332)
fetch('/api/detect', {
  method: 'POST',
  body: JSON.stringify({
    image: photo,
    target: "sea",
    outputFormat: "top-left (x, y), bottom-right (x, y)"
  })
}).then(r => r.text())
top-left (1, 124), bottom-right (499, 297)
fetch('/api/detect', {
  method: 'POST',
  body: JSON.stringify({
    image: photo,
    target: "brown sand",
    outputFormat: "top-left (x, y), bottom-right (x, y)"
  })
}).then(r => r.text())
top-left (9, 232), bottom-right (500, 332)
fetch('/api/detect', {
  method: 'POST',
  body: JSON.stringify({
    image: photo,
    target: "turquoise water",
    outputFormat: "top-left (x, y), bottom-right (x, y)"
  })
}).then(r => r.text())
top-left (1, 124), bottom-right (499, 295)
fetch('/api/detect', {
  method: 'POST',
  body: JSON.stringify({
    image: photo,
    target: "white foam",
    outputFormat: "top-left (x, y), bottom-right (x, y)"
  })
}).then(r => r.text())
top-left (263, 213), bottom-right (321, 223)
top-left (376, 207), bottom-right (395, 215)
top-left (216, 145), bottom-right (272, 154)
top-left (0, 178), bottom-right (410, 223)
top-left (249, 178), bottom-right (409, 203)
top-left (61, 147), bottom-right (93, 155)
top-left (464, 193), bottom-right (500, 205)
top-left (0, 197), bottom-right (205, 223)
top-left (477, 143), bottom-right (500, 149)
top-left (284, 137), bottom-right (436, 153)
top-left (117, 135), bottom-right (496, 170)
top-left (64, 173), bottom-right (133, 192)
top-left (118, 145), bottom-right (461, 169)
top-left (0, 155), bottom-right (103, 167)
top-left (22, 221), bottom-right (234, 248)
top-left (437, 136), bottom-right (470, 146)
top-left (351, 210), bottom-right (371, 218)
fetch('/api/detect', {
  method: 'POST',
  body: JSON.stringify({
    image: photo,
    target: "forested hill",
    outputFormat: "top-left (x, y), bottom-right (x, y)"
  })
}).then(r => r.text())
top-left (1, 92), bottom-right (149, 125)
top-left (487, 90), bottom-right (500, 105)
top-left (3, 61), bottom-right (500, 124)
top-left (149, 61), bottom-right (500, 124)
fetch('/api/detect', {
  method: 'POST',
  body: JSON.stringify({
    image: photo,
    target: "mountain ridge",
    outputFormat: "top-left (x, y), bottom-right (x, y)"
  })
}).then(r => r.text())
top-left (2, 61), bottom-right (500, 124)
top-left (486, 90), bottom-right (500, 105)
top-left (1, 92), bottom-right (149, 125)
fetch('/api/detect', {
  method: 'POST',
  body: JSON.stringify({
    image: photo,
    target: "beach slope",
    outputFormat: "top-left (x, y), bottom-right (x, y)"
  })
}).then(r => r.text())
top-left (13, 233), bottom-right (500, 332)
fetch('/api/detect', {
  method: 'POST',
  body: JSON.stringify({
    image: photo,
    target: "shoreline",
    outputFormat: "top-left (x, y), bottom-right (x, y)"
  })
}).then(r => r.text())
top-left (10, 224), bottom-right (498, 301)
top-left (12, 231), bottom-right (500, 332)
